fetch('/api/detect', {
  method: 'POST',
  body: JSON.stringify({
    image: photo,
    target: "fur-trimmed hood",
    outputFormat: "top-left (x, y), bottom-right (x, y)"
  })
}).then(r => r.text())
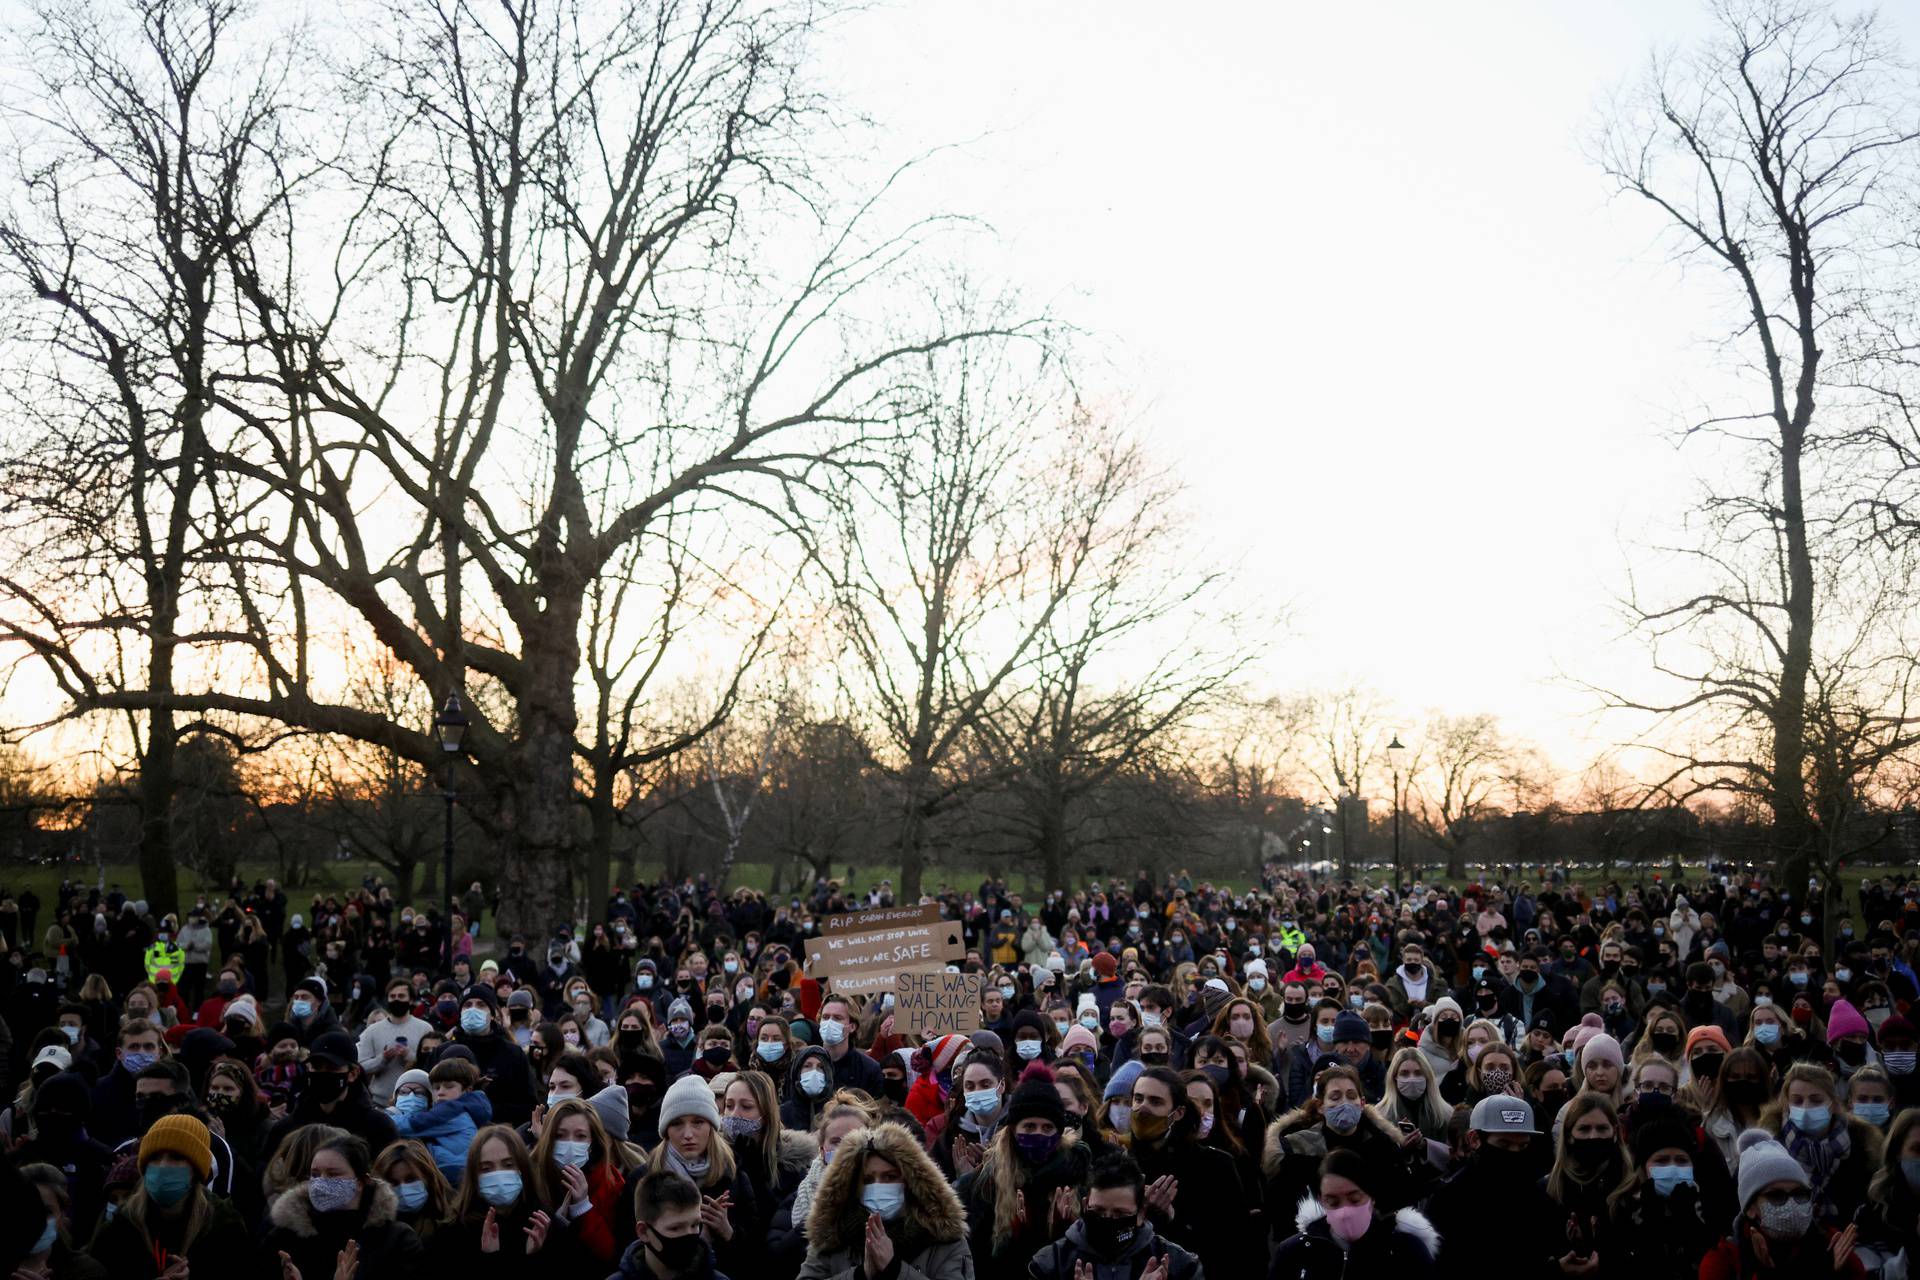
top-left (777, 1127), bottom-right (819, 1176)
top-left (1293, 1195), bottom-right (1439, 1260)
top-left (805, 1122), bottom-right (966, 1252)
top-left (1262, 1103), bottom-right (1402, 1179)
top-left (270, 1179), bottom-right (400, 1235)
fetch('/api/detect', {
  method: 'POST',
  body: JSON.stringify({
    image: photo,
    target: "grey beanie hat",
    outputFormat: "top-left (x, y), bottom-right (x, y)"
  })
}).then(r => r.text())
top-left (1734, 1128), bottom-right (1809, 1219)
top-left (588, 1082), bottom-right (631, 1145)
top-left (657, 1072), bottom-right (721, 1135)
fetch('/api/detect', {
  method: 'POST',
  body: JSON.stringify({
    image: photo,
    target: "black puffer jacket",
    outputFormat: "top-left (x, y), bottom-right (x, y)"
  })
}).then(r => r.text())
top-left (263, 1179), bottom-right (426, 1280)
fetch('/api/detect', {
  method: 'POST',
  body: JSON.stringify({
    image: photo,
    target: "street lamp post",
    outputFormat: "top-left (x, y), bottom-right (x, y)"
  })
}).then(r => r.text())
top-left (1387, 735), bottom-right (1406, 893)
top-left (433, 693), bottom-right (470, 976)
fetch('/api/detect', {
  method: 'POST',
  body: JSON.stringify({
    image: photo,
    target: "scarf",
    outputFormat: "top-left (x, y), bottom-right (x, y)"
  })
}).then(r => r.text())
top-left (1781, 1117), bottom-right (1850, 1202)
top-left (664, 1146), bottom-right (712, 1184)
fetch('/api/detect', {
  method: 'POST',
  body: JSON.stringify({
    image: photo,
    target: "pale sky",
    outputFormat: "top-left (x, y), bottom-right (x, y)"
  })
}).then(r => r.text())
top-left (816, 0), bottom-right (1920, 779)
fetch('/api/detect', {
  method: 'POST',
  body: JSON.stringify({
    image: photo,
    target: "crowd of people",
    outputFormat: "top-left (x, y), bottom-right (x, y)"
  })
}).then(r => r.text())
top-left (0, 865), bottom-right (1917, 1280)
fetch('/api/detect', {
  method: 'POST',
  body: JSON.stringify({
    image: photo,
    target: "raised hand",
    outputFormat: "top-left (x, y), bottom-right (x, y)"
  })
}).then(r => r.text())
top-left (332, 1241), bottom-right (358, 1280)
top-left (1145, 1175), bottom-right (1178, 1216)
top-left (1049, 1185), bottom-right (1079, 1230)
top-left (524, 1210), bottom-right (551, 1255)
top-left (276, 1252), bottom-right (302, 1280)
top-left (528, 1104), bottom-right (546, 1140)
top-left (479, 1207), bottom-right (500, 1254)
top-left (559, 1163), bottom-right (590, 1208)
top-left (863, 1211), bottom-right (894, 1275)
top-left (1142, 1255), bottom-right (1170, 1280)
top-left (700, 1194), bottom-right (734, 1242)
top-left (1831, 1224), bottom-right (1858, 1272)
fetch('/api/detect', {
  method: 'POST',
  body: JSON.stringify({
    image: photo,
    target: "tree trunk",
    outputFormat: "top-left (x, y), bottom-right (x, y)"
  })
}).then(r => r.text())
top-left (138, 713), bottom-right (180, 918)
top-left (494, 609), bottom-right (582, 938)
top-left (1772, 424), bottom-right (1819, 893)
top-left (897, 791), bottom-right (928, 900)
top-left (587, 768), bottom-right (617, 920)
top-left (1445, 844), bottom-right (1465, 882)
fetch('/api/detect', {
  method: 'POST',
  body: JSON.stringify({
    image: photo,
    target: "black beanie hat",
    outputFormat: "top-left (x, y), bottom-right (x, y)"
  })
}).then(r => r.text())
top-left (1004, 1062), bottom-right (1066, 1130)
top-left (1628, 1097), bottom-right (1701, 1166)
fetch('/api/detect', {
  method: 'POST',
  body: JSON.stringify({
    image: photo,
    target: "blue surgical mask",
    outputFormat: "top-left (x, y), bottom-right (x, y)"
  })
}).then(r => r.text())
top-left (1053, 1021), bottom-right (1071, 1038)
top-left (459, 1008), bottom-right (491, 1035)
top-left (1079, 1014), bottom-right (1100, 1030)
top-left (546, 1091), bottom-right (576, 1108)
top-left (396, 1094), bottom-right (428, 1115)
top-left (861, 1183), bottom-right (906, 1220)
top-left (799, 1070), bottom-right (827, 1096)
top-left (476, 1170), bottom-right (522, 1206)
top-left (1754, 1023), bottom-right (1781, 1045)
top-left (1649, 1164), bottom-right (1694, 1196)
top-left (964, 1088), bottom-right (1001, 1117)
top-left (818, 1019), bottom-right (846, 1046)
top-left (553, 1139), bottom-right (591, 1168)
top-left (122, 1051), bottom-right (158, 1074)
top-left (393, 1181), bottom-right (428, 1212)
top-left (143, 1164), bottom-right (193, 1207)
top-left (1852, 1102), bottom-right (1890, 1127)
top-left (291, 999), bottom-right (314, 1018)
top-left (1788, 1104), bottom-right (1830, 1135)
top-left (1316, 1024), bottom-right (1336, 1044)
top-left (1140, 1012), bottom-right (1162, 1030)
top-left (1324, 1102), bottom-right (1362, 1132)
top-left (1016, 1040), bottom-right (1043, 1060)
top-left (756, 1041), bottom-right (786, 1062)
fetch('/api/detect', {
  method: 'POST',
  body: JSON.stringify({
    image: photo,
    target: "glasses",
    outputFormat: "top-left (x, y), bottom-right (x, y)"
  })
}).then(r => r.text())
top-left (1638, 1082), bottom-right (1676, 1096)
top-left (1757, 1189), bottom-right (1812, 1207)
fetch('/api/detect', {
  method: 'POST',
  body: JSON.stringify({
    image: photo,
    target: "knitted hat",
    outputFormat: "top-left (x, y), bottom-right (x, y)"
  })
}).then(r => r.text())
top-left (32, 1071), bottom-right (88, 1115)
top-left (1091, 952), bottom-right (1118, 979)
top-left (666, 997), bottom-right (695, 1026)
top-left (1734, 1129), bottom-right (1809, 1214)
top-left (1332, 1011), bottom-right (1370, 1044)
top-left (1104, 1059), bottom-right (1144, 1100)
top-left (1059, 1026), bottom-right (1098, 1056)
top-left (1005, 1063), bottom-right (1066, 1130)
top-left (1877, 1014), bottom-right (1914, 1043)
top-left (589, 1082), bottom-right (631, 1145)
top-left (395, 1068), bottom-right (430, 1096)
top-left (657, 1072), bottom-right (721, 1134)
top-left (1825, 999), bottom-right (1869, 1044)
top-left (1684, 1027), bottom-right (1732, 1058)
top-left (225, 995), bottom-right (260, 1024)
top-left (461, 983), bottom-right (499, 1011)
top-left (103, 1152), bottom-right (140, 1195)
top-left (1245, 958), bottom-right (1269, 979)
top-left (1628, 1097), bottom-right (1701, 1166)
top-left (1429, 996), bottom-right (1463, 1022)
top-left (1580, 1033), bottom-right (1623, 1069)
top-left (1011, 1010), bottom-right (1051, 1040)
top-left (138, 1114), bottom-right (212, 1181)
top-left (1075, 994), bottom-right (1099, 1016)
top-left (926, 1034), bottom-right (969, 1076)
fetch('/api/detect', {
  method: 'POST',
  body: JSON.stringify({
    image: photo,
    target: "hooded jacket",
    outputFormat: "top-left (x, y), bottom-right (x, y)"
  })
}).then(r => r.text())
top-left (1262, 1103), bottom-right (1421, 1241)
top-left (263, 1178), bottom-right (426, 1280)
top-left (798, 1123), bottom-right (971, 1280)
top-left (1026, 1217), bottom-right (1201, 1280)
top-left (780, 1047), bottom-right (834, 1131)
top-left (1270, 1194), bottom-right (1440, 1280)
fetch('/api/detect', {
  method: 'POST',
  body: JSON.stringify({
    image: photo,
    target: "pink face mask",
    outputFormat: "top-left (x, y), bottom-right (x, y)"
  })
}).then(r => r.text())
top-left (1325, 1201), bottom-right (1373, 1243)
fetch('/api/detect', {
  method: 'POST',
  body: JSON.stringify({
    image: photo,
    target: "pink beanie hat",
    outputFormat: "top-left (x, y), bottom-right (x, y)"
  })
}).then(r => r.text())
top-left (1825, 999), bottom-right (1869, 1044)
top-left (1580, 1032), bottom-right (1624, 1069)
top-left (1059, 1026), bottom-right (1099, 1055)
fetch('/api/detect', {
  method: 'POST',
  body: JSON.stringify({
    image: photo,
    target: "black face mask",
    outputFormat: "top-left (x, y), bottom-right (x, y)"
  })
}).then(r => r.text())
top-left (136, 1094), bottom-right (186, 1130)
top-left (305, 1072), bottom-right (349, 1104)
top-left (618, 1029), bottom-right (649, 1051)
top-left (1435, 1020), bottom-right (1460, 1042)
top-left (881, 1077), bottom-right (908, 1104)
top-left (1567, 1136), bottom-right (1615, 1171)
top-left (1649, 1032), bottom-right (1680, 1055)
top-left (1083, 1215), bottom-right (1138, 1259)
top-left (1691, 1054), bottom-right (1725, 1083)
top-left (645, 1229), bottom-right (705, 1271)
top-left (1282, 1002), bottom-right (1308, 1022)
top-left (1371, 1030), bottom-right (1393, 1052)
top-left (1141, 1052), bottom-right (1169, 1066)
top-left (1723, 1078), bottom-right (1769, 1109)
top-left (701, 1047), bottom-right (730, 1067)
top-left (388, 998), bottom-right (413, 1018)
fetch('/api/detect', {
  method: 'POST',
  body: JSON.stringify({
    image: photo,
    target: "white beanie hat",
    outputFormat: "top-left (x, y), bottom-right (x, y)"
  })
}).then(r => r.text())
top-left (657, 1072), bottom-right (721, 1135)
top-left (1245, 959), bottom-right (1269, 979)
top-left (395, 1068), bottom-right (430, 1095)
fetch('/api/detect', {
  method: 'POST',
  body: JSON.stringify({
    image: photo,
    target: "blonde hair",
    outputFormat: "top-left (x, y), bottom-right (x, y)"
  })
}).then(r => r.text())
top-left (645, 1114), bottom-right (738, 1190)
top-left (724, 1072), bottom-right (787, 1186)
top-left (263, 1124), bottom-right (347, 1202)
top-left (1378, 1047), bottom-right (1451, 1136)
top-left (372, 1139), bottom-right (452, 1238)
top-left (978, 1120), bottom-right (1078, 1246)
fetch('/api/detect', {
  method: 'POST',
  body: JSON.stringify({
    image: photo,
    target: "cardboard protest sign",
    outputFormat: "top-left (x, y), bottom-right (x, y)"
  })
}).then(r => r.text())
top-left (822, 903), bottom-right (946, 935)
top-left (803, 919), bottom-right (964, 993)
top-left (894, 970), bottom-right (983, 1035)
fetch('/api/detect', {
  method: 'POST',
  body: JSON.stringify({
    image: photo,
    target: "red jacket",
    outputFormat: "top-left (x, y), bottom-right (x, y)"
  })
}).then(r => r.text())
top-left (1697, 1226), bottom-right (1864, 1280)
top-left (568, 1162), bottom-right (628, 1263)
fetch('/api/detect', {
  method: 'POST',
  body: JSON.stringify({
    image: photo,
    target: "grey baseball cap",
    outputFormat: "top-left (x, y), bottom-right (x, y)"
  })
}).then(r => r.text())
top-left (1469, 1095), bottom-right (1539, 1135)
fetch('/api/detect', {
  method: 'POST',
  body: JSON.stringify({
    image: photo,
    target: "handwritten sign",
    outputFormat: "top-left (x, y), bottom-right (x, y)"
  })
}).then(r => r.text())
top-left (803, 920), bottom-right (964, 991)
top-left (822, 903), bottom-right (946, 934)
top-left (895, 971), bottom-right (983, 1035)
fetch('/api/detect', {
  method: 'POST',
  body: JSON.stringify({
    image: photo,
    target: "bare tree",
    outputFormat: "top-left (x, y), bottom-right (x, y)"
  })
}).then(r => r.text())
top-left (4, 0), bottom-right (1037, 933)
top-left (1407, 713), bottom-right (1510, 880)
top-left (0, 0), bottom-right (292, 916)
top-left (1595, 0), bottom-right (1920, 916)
